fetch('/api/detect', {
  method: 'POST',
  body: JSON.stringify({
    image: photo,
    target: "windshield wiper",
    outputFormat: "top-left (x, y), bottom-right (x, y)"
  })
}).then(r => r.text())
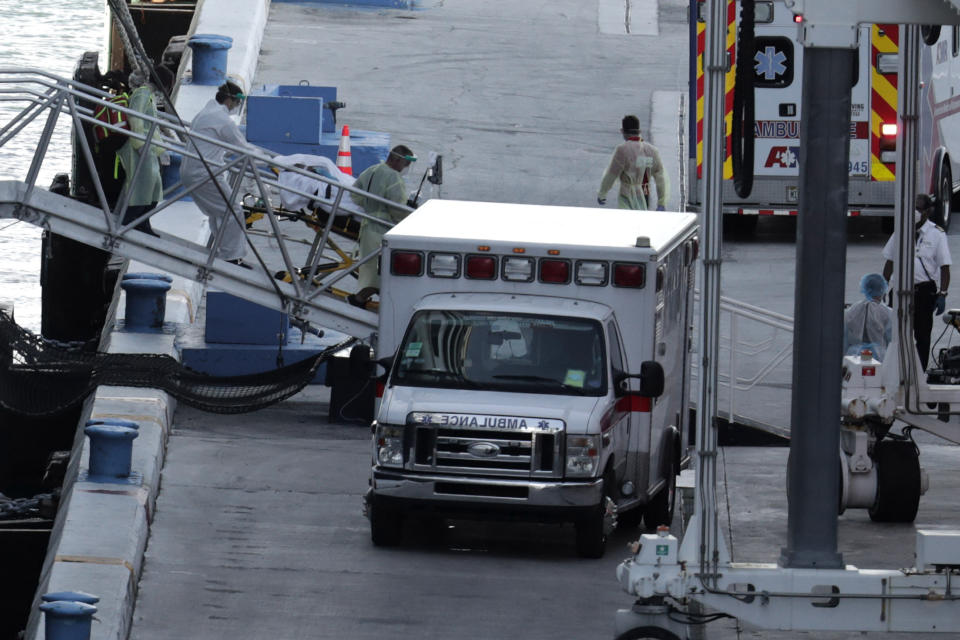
top-left (400, 369), bottom-right (478, 387)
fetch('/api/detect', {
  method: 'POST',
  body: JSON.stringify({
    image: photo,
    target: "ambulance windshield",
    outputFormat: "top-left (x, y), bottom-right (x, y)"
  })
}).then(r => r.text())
top-left (392, 310), bottom-right (606, 396)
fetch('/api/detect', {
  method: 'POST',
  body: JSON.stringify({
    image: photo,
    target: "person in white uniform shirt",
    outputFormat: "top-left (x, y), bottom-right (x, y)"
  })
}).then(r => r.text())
top-left (181, 80), bottom-right (266, 266)
top-left (882, 193), bottom-right (952, 370)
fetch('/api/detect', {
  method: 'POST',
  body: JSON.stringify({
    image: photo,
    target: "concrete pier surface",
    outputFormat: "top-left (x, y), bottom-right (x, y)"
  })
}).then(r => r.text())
top-left (127, 387), bottom-right (959, 640)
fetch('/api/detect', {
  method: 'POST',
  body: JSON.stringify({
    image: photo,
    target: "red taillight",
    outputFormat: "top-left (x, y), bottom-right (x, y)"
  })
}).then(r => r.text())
top-left (391, 251), bottom-right (423, 276)
top-left (881, 123), bottom-right (898, 137)
top-left (862, 366), bottom-right (876, 377)
top-left (538, 258), bottom-right (570, 284)
top-left (613, 263), bottom-right (645, 288)
top-left (793, 13), bottom-right (803, 23)
top-left (376, 380), bottom-right (385, 398)
top-left (466, 255), bottom-right (497, 279)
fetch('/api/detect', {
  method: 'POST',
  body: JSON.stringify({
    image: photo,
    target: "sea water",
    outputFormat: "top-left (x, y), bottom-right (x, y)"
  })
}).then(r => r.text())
top-left (0, 0), bottom-right (105, 332)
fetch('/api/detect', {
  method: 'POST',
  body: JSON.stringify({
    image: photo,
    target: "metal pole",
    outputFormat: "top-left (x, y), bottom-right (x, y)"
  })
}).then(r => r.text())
top-left (780, 46), bottom-right (854, 569)
top-left (897, 25), bottom-right (921, 411)
top-left (694, 0), bottom-right (726, 586)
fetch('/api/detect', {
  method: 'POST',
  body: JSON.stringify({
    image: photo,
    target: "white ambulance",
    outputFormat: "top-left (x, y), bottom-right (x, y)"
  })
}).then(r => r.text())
top-left (365, 200), bottom-right (698, 557)
top-left (687, 1), bottom-right (904, 228)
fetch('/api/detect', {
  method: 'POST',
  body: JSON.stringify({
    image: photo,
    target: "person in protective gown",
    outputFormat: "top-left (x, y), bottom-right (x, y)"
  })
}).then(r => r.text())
top-left (347, 145), bottom-right (416, 307)
top-left (844, 273), bottom-right (894, 362)
top-left (181, 81), bottom-right (265, 265)
top-left (116, 68), bottom-right (171, 236)
top-left (597, 115), bottom-right (669, 210)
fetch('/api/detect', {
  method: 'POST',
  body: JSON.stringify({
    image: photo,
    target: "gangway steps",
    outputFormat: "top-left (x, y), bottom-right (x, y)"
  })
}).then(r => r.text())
top-left (0, 180), bottom-right (378, 339)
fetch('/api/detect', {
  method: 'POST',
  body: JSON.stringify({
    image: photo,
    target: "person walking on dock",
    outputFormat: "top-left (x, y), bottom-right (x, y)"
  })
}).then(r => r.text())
top-left (882, 193), bottom-right (952, 371)
top-left (597, 115), bottom-right (668, 211)
top-left (347, 145), bottom-right (416, 308)
top-left (182, 80), bottom-right (265, 266)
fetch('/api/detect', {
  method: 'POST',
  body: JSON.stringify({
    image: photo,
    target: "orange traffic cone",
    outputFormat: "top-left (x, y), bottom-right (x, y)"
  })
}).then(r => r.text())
top-left (336, 125), bottom-right (353, 175)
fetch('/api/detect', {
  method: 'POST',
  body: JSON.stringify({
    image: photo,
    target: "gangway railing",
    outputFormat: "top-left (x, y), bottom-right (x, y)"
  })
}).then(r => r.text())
top-left (691, 292), bottom-right (793, 438)
top-left (0, 68), bottom-right (415, 340)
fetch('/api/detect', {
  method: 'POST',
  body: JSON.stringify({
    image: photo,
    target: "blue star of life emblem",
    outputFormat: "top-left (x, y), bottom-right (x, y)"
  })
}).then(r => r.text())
top-left (538, 420), bottom-right (549, 429)
top-left (419, 414), bottom-right (434, 424)
top-left (754, 46), bottom-right (787, 80)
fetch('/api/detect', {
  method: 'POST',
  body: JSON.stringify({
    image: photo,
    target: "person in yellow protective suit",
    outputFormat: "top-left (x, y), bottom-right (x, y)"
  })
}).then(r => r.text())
top-left (347, 145), bottom-right (416, 308)
top-left (115, 67), bottom-right (172, 236)
top-left (597, 115), bottom-right (669, 210)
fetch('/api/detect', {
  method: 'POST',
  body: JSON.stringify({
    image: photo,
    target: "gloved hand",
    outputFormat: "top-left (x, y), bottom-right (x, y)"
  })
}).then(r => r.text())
top-left (656, 205), bottom-right (665, 211)
top-left (597, 196), bottom-right (606, 206)
top-left (935, 293), bottom-right (947, 315)
top-left (406, 196), bottom-right (419, 209)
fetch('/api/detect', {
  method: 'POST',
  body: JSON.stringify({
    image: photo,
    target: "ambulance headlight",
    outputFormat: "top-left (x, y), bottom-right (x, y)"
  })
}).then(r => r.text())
top-left (566, 435), bottom-right (600, 477)
top-left (376, 425), bottom-right (405, 467)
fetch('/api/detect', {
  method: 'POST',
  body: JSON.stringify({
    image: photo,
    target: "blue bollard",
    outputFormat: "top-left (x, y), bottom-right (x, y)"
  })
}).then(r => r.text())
top-left (121, 277), bottom-right (171, 331)
top-left (85, 418), bottom-right (140, 431)
top-left (122, 273), bottom-right (173, 283)
top-left (41, 591), bottom-right (100, 605)
top-left (187, 34), bottom-right (233, 85)
top-left (84, 425), bottom-right (138, 479)
top-left (39, 600), bottom-right (97, 640)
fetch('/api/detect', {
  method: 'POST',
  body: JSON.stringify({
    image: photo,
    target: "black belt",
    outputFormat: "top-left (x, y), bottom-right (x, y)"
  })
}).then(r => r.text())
top-left (915, 280), bottom-right (937, 291)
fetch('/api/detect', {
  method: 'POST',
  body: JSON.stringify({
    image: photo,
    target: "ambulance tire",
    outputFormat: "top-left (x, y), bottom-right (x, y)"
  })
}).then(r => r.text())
top-left (868, 438), bottom-right (921, 523)
top-left (644, 462), bottom-right (677, 531)
top-left (614, 627), bottom-right (681, 640)
top-left (936, 159), bottom-right (952, 231)
top-left (723, 214), bottom-right (758, 236)
top-left (575, 476), bottom-right (612, 559)
top-left (369, 499), bottom-right (404, 547)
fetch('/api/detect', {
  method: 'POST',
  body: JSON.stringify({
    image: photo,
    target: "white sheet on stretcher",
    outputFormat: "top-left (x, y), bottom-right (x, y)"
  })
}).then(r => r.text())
top-left (273, 154), bottom-right (362, 216)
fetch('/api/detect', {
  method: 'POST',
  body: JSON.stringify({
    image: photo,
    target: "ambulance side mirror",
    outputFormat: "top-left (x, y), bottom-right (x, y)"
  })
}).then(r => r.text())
top-left (374, 354), bottom-right (395, 381)
top-left (639, 361), bottom-right (664, 397)
top-left (614, 361), bottom-right (664, 398)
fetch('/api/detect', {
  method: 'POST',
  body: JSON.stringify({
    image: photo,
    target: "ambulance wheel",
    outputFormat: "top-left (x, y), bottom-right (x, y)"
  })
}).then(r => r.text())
top-left (936, 159), bottom-right (952, 231)
top-left (723, 214), bottom-right (758, 235)
top-left (614, 627), bottom-right (681, 640)
top-left (868, 439), bottom-right (921, 523)
top-left (369, 499), bottom-right (404, 547)
top-left (645, 462), bottom-right (677, 531)
top-left (576, 476), bottom-right (613, 558)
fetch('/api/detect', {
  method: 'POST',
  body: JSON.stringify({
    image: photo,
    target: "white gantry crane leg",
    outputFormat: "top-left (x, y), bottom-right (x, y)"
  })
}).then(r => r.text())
top-left (615, 1), bottom-right (960, 638)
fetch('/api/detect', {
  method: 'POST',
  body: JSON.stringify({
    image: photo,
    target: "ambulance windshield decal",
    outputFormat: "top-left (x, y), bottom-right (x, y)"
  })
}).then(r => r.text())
top-left (392, 310), bottom-right (607, 397)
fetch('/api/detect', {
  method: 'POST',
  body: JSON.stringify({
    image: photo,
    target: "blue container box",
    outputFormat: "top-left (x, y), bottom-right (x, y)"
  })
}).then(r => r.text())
top-left (246, 84), bottom-right (338, 143)
top-left (205, 291), bottom-right (289, 345)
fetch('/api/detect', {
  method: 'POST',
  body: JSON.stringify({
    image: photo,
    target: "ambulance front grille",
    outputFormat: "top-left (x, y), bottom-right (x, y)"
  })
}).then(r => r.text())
top-left (411, 427), bottom-right (562, 478)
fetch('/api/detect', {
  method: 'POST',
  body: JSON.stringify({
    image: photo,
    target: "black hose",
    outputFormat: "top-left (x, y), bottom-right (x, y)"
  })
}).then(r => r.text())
top-left (731, 0), bottom-right (756, 198)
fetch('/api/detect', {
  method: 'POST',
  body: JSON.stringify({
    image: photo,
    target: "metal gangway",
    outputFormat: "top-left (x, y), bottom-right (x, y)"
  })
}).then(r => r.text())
top-left (0, 68), bottom-right (416, 340)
